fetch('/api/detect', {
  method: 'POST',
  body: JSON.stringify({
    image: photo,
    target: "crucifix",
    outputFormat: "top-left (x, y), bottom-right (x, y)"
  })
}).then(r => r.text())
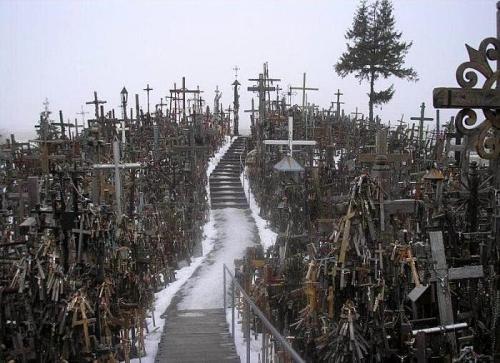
top-left (143, 84), bottom-right (153, 114)
top-left (410, 102), bottom-right (433, 151)
top-left (86, 91), bottom-right (107, 119)
top-left (76, 106), bottom-right (88, 137)
top-left (233, 65), bottom-right (240, 79)
top-left (92, 138), bottom-right (143, 217)
top-left (232, 78), bottom-right (241, 136)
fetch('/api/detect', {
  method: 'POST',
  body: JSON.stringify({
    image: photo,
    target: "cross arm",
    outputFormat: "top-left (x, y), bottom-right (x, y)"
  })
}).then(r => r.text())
top-left (93, 163), bottom-right (143, 170)
top-left (433, 87), bottom-right (500, 109)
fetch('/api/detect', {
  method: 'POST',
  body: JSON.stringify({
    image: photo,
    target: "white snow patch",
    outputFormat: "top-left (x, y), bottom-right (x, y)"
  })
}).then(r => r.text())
top-left (131, 136), bottom-right (234, 363)
top-left (240, 168), bottom-right (278, 250)
top-left (177, 208), bottom-right (258, 310)
top-left (226, 308), bottom-right (263, 363)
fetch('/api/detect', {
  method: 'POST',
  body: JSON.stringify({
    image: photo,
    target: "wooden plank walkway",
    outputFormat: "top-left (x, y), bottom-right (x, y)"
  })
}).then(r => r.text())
top-left (155, 137), bottom-right (251, 362)
top-left (155, 308), bottom-right (239, 362)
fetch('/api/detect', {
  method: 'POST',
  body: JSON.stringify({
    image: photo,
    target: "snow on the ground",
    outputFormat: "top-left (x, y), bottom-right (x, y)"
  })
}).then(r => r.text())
top-left (131, 136), bottom-right (234, 363)
top-left (241, 168), bottom-right (278, 250)
top-left (178, 208), bottom-right (259, 309)
top-left (226, 308), bottom-right (263, 363)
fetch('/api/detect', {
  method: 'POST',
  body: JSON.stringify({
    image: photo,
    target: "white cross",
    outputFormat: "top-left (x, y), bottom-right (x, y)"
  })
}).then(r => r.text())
top-left (263, 116), bottom-right (316, 157)
top-left (92, 139), bottom-right (142, 217)
top-left (116, 120), bottom-right (129, 145)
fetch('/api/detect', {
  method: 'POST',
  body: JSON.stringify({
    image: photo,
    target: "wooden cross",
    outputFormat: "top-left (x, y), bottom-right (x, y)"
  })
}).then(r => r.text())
top-left (357, 129), bottom-right (410, 164)
top-left (290, 72), bottom-right (319, 112)
top-left (244, 98), bottom-right (256, 128)
top-left (263, 115), bottom-right (316, 157)
top-left (419, 231), bottom-right (482, 349)
top-left (286, 85), bottom-right (296, 107)
top-left (116, 120), bottom-right (129, 145)
top-left (410, 102), bottom-right (433, 150)
top-left (92, 139), bottom-right (143, 217)
top-left (334, 89), bottom-right (344, 118)
top-left (86, 91), bottom-right (107, 119)
top-left (350, 107), bottom-right (363, 121)
top-left (248, 73), bottom-right (279, 124)
top-left (143, 83), bottom-right (153, 114)
top-left (76, 106), bottom-right (88, 137)
top-left (169, 77), bottom-right (202, 122)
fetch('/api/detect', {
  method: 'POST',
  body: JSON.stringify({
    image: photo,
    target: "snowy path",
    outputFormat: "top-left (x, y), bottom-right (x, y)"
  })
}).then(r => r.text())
top-left (175, 208), bottom-right (259, 310)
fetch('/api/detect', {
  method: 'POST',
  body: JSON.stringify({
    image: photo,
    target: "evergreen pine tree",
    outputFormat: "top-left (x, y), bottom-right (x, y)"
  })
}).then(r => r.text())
top-left (335, 0), bottom-right (417, 122)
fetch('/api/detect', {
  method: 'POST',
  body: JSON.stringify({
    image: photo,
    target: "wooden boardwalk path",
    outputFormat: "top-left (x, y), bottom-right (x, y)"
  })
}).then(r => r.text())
top-left (155, 137), bottom-right (250, 362)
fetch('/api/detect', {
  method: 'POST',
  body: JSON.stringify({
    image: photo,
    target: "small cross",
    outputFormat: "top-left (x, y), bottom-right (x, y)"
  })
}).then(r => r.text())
top-left (143, 83), bottom-right (153, 114)
top-left (290, 72), bottom-right (319, 111)
top-left (86, 91), bottom-right (107, 119)
top-left (410, 102), bottom-right (433, 149)
top-left (116, 120), bottom-right (129, 145)
top-left (76, 106), bottom-right (88, 137)
top-left (43, 97), bottom-right (50, 113)
top-left (334, 89), bottom-right (344, 118)
top-left (233, 65), bottom-right (240, 79)
top-left (350, 107), bottom-right (363, 121)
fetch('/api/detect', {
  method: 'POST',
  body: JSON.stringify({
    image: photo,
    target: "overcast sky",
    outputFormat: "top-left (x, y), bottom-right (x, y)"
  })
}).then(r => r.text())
top-left (0, 0), bottom-right (497, 137)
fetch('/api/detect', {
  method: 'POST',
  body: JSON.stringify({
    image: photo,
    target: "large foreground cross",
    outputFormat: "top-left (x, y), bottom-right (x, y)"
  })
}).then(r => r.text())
top-left (92, 139), bottom-right (143, 217)
top-left (263, 116), bottom-right (316, 157)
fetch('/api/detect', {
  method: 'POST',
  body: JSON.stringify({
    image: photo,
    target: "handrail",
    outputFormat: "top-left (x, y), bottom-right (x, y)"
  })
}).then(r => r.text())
top-left (223, 263), bottom-right (306, 363)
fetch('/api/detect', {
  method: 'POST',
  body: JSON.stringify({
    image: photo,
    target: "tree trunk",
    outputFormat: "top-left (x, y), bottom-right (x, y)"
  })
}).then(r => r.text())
top-left (369, 69), bottom-right (375, 123)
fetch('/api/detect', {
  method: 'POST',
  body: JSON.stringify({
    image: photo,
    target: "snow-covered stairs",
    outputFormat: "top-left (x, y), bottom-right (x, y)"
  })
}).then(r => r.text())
top-left (210, 137), bottom-right (248, 209)
top-left (155, 309), bottom-right (239, 362)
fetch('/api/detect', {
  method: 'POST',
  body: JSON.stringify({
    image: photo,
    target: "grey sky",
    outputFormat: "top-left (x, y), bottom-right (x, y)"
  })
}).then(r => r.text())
top-left (0, 0), bottom-right (497, 136)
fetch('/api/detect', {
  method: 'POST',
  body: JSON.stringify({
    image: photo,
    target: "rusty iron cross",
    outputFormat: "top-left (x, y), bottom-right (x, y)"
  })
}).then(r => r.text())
top-left (433, 37), bottom-right (500, 160)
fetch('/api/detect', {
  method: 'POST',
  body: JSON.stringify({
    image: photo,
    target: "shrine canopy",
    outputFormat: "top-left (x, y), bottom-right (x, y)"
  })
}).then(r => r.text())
top-left (273, 155), bottom-right (305, 173)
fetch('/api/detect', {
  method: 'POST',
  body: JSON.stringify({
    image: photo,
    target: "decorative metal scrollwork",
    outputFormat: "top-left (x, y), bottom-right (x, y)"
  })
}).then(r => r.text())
top-left (455, 37), bottom-right (500, 159)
